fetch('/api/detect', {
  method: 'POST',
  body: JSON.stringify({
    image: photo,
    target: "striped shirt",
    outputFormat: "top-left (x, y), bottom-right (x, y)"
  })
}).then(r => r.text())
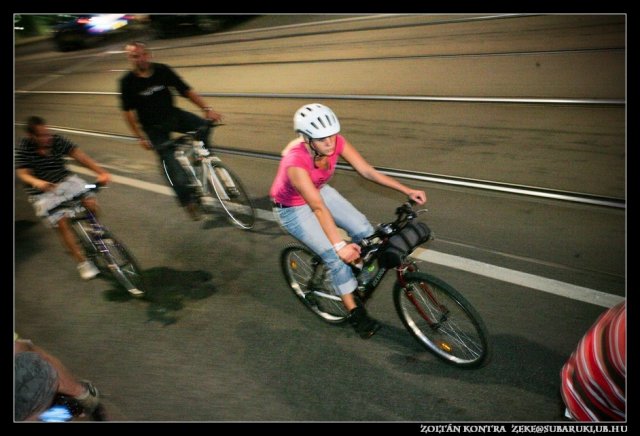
top-left (15, 135), bottom-right (77, 196)
top-left (561, 301), bottom-right (626, 421)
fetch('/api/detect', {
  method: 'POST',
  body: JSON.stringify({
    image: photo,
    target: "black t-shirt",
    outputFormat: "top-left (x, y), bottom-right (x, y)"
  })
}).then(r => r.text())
top-left (119, 63), bottom-right (191, 129)
top-left (15, 135), bottom-right (77, 195)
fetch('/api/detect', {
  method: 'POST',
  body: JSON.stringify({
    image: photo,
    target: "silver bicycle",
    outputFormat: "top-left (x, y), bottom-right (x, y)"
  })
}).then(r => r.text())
top-left (49, 183), bottom-right (146, 298)
top-left (162, 123), bottom-right (256, 229)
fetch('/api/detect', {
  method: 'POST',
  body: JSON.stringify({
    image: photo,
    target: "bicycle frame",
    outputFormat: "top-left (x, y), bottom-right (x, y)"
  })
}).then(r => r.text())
top-left (73, 210), bottom-right (113, 263)
top-left (170, 138), bottom-right (234, 203)
top-left (49, 184), bottom-right (145, 297)
top-left (161, 122), bottom-right (257, 229)
top-left (352, 203), bottom-right (442, 327)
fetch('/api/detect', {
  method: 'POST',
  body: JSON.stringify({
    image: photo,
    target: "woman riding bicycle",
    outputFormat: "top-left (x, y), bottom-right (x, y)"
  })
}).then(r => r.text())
top-left (270, 103), bottom-right (427, 339)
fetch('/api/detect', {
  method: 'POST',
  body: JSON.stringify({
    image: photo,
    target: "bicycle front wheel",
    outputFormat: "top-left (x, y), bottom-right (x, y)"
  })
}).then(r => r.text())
top-left (76, 223), bottom-right (147, 298)
top-left (281, 245), bottom-right (349, 324)
top-left (99, 232), bottom-right (146, 298)
top-left (206, 161), bottom-right (255, 230)
top-left (393, 272), bottom-right (490, 368)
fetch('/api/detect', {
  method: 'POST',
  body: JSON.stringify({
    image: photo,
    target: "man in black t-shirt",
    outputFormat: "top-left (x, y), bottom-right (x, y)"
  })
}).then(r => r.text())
top-left (119, 41), bottom-right (223, 220)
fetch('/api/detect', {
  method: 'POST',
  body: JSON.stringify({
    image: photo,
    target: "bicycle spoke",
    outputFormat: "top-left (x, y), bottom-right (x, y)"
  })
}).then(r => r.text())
top-left (282, 246), bottom-right (349, 324)
top-left (394, 272), bottom-right (489, 367)
top-left (405, 282), bottom-right (482, 360)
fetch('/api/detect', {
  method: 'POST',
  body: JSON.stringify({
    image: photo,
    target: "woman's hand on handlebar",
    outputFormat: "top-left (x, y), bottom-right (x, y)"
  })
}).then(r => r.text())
top-left (407, 189), bottom-right (427, 205)
top-left (337, 242), bottom-right (361, 264)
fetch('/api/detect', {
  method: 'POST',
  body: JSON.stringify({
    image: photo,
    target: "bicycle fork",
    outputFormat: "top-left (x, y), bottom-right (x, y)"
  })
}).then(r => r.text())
top-left (94, 237), bottom-right (141, 296)
top-left (397, 270), bottom-right (447, 330)
top-left (205, 157), bottom-right (236, 201)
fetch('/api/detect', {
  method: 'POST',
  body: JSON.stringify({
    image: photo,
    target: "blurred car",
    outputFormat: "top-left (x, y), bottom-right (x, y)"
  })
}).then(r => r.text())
top-left (149, 15), bottom-right (254, 38)
top-left (53, 14), bottom-right (134, 51)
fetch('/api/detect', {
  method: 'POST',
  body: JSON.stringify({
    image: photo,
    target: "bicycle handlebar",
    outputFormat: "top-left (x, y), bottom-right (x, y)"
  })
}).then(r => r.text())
top-left (158, 121), bottom-right (225, 149)
top-left (355, 199), bottom-right (418, 250)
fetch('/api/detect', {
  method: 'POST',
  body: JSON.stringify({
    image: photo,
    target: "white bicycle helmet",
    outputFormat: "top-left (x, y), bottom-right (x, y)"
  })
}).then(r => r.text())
top-left (293, 103), bottom-right (340, 138)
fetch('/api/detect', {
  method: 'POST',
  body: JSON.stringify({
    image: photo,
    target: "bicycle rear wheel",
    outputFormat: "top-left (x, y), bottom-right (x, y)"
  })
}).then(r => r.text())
top-left (393, 272), bottom-right (490, 368)
top-left (281, 245), bottom-right (349, 324)
top-left (206, 161), bottom-right (255, 230)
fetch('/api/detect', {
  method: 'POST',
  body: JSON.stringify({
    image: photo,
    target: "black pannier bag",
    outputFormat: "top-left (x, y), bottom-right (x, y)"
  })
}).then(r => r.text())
top-left (379, 220), bottom-right (431, 269)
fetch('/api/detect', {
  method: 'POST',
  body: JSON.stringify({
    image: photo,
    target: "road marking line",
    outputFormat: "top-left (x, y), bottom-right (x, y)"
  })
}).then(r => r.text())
top-left (411, 248), bottom-right (622, 308)
top-left (71, 165), bottom-right (623, 308)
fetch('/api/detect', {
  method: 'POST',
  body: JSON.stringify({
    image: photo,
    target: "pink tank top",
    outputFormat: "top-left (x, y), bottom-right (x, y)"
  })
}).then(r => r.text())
top-left (270, 135), bottom-right (346, 206)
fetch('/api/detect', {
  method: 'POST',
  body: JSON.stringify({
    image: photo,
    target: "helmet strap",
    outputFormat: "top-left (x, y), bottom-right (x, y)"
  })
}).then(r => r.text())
top-left (303, 134), bottom-right (324, 158)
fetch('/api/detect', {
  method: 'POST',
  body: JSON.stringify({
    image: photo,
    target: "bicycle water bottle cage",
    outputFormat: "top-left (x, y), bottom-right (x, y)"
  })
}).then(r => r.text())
top-left (361, 243), bottom-right (381, 264)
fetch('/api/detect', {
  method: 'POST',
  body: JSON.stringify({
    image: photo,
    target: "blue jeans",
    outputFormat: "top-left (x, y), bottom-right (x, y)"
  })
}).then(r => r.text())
top-left (273, 185), bottom-right (374, 295)
top-left (144, 109), bottom-right (211, 207)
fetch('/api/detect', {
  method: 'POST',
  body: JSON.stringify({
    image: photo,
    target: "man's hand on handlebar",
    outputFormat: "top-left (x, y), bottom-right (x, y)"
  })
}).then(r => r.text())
top-left (204, 109), bottom-right (223, 123)
top-left (96, 173), bottom-right (111, 186)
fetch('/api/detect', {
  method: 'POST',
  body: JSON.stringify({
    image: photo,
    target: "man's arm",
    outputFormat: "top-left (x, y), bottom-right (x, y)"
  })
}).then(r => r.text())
top-left (184, 89), bottom-right (223, 122)
top-left (16, 168), bottom-right (55, 192)
top-left (123, 110), bottom-right (152, 149)
top-left (68, 148), bottom-right (111, 185)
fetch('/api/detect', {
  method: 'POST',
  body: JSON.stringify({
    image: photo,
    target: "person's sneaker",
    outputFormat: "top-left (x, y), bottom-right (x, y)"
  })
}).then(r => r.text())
top-left (77, 260), bottom-right (99, 280)
top-left (127, 287), bottom-right (144, 298)
top-left (75, 380), bottom-right (100, 414)
top-left (348, 306), bottom-right (381, 339)
top-left (185, 202), bottom-right (202, 221)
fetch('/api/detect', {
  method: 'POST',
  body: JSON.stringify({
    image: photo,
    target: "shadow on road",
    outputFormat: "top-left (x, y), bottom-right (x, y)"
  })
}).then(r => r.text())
top-left (15, 219), bottom-right (41, 265)
top-left (385, 332), bottom-right (567, 409)
top-left (102, 266), bottom-right (218, 326)
top-left (235, 319), bottom-right (467, 420)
